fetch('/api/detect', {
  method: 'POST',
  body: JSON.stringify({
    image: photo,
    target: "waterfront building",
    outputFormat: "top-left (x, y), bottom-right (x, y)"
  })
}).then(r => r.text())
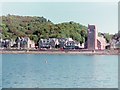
top-left (16, 37), bottom-right (21, 49)
top-left (39, 39), bottom-right (52, 49)
top-left (39, 37), bottom-right (83, 50)
top-left (24, 37), bottom-right (35, 49)
top-left (49, 38), bottom-right (59, 48)
top-left (16, 37), bottom-right (35, 49)
top-left (3, 39), bottom-right (11, 49)
top-left (110, 39), bottom-right (120, 49)
top-left (97, 36), bottom-right (106, 50)
top-left (87, 24), bottom-right (98, 50)
top-left (58, 38), bottom-right (67, 48)
top-left (64, 38), bottom-right (84, 49)
top-left (87, 24), bottom-right (106, 50)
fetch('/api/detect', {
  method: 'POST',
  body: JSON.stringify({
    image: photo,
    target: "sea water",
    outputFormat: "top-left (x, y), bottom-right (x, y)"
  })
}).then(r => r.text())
top-left (2, 54), bottom-right (118, 88)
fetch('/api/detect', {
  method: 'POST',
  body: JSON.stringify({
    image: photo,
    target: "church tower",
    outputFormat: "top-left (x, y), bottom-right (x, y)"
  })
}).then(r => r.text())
top-left (87, 24), bottom-right (98, 50)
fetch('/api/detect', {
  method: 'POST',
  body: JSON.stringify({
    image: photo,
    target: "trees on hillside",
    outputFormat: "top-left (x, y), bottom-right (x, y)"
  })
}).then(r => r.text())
top-left (1, 15), bottom-right (88, 44)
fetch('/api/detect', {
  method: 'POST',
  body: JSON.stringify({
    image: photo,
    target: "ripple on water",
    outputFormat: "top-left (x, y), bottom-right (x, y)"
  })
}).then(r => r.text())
top-left (2, 54), bottom-right (118, 88)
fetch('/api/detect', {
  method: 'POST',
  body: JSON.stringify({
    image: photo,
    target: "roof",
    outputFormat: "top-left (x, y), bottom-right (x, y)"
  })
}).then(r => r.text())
top-left (97, 36), bottom-right (106, 44)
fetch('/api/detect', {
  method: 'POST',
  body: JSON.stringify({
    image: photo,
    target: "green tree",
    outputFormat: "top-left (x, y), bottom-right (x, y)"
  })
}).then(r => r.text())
top-left (104, 33), bottom-right (112, 43)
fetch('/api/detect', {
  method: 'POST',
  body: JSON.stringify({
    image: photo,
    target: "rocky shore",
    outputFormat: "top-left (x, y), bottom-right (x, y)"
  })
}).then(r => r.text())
top-left (0, 49), bottom-right (119, 55)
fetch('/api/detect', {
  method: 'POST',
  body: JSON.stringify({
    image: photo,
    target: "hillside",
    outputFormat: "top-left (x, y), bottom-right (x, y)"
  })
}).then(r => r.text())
top-left (1, 14), bottom-right (88, 44)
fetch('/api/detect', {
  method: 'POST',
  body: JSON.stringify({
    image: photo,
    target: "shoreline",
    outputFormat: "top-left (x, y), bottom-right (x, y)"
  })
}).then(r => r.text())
top-left (0, 49), bottom-right (120, 55)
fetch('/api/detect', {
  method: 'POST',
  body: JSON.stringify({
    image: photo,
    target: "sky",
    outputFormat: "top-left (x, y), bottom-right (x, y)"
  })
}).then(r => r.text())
top-left (0, 1), bottom-right (119, 34)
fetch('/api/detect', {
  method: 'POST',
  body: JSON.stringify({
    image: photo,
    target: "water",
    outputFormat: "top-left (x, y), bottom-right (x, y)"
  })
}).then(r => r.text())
top-left (2, 54), bottom-right (118, 88)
